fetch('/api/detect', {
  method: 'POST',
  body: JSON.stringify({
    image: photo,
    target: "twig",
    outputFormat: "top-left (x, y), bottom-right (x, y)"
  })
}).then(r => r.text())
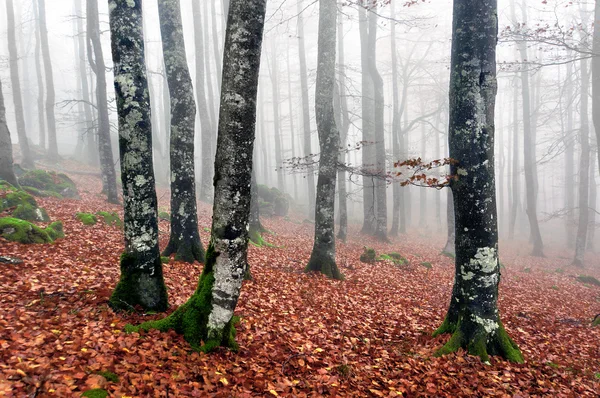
top-left (281, 353), bottom-right (306, 376)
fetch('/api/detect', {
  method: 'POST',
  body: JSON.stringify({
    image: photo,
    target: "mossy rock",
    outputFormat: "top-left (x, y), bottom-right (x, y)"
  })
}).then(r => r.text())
top-left (22, 185), bottom-right (63, 199)
top-left (420, 261), bottom-right (433, 270)
top-left (576, 275), bottom-right (600, 287)
top-left (0, 182), bottom-right (50, 222)
top-left (77, 212), bottom-right (98, 226)
top-left (19, 170), bottom-right (79, 199)
top-left (360, 247), bottom-right (377, 264)
top-left (161, 256), bottom-right (170, 264)
top-left (81, 389), bottom-right (108, 398)
top-left (158, 211), bottom-right (170, 221)
top-left (95, 371), bottom-right (119, 383)
top-left (96, 211), bottom-right (123, 228)
top-left (257, 185), bottom-right (289, 217)
top-left (380, 252), bottom-right (409, 266)
top-left (0, 217), bottom-right (62, 244)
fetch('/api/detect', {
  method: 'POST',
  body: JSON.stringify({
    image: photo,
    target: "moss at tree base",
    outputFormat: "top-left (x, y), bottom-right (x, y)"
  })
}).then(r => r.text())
top-left (162, 236), bottom-right (205, 264)
top-left (109, 253), bottom-right (169, 312)
top-left (305, 248), bottom-right (343, 280)
top-left (434, 318), bottom-right (523, 364)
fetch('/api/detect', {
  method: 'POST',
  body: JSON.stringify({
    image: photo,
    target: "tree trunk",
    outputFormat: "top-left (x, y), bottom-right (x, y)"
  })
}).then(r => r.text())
top-left (297, 0), bottom-right (316, 219)
top-left (443, 188), bottom-right (455, 256)
top-left (509, 76), bottom-right (520, 239)
top-left (565, 56), bottom-right (576, 248)
top-left (390, 0), bottom-right (401, 237)
top-left (210, 0), bottom-right (223, 95)
top-left (158, 0), bottom-right (205, 264)
top-left (108, 0), bottom-right (168, 312)
top-left (306, 0), bottom-right (342, 280)
top-left (34, 0), bottom-right (46, 151)
top-left (193, 0), bottom-right (214, 203)
top-left (0, 79), bottom-right (20, 187)
top-left (588, 146), bottom-right (597, 251)
top-left (433, 0), bottom-right (523, 364)
top-left (269, 39), bottom-right (285, 192)
top-left (87, 0), bottom-right (119, 204)
top-left (202, 0), bottom-right (217, 137)
top-left (336, 14), bottom-right (350, 242)
top-left (38, 0), bottom-right (59, 161)
top-left (286, 45), bottom-right (299, 202)
top-left (132, 0), bottom-right (267, 351)
top-left (593, 0), bottom-right (600, 175)
top-left (5, 0), bottom-right (34, 169)
top-left (574, 56), bottom-right (591, 266)
top-left (419, 111), bottom-right (427, 228)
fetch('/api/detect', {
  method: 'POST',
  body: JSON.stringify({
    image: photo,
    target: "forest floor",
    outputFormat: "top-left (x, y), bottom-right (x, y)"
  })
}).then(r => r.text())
top-left (2, 163), bottom-right (600, 397)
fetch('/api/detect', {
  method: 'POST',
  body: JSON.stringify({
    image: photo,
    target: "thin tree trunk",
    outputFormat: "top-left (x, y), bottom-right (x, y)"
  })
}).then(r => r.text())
top-left (419, 108), bottom-right (427, 228)
top-left (38, 0), bottom-right (59, 161)
top-left (269, 39), bottom-right (285, 192)
top-left (286, 45), bottom-right (299, 202)
top-left (390, 0), bottom-right (401, 237)
top-left (434, 0), bottom-right (522, 364)
top-left (297, 0), bottom-right (316, 219)
top-left (34, 0), bottom-right (46, 151)
top-left (108, 0), bottom-right (168, 312)
top-left (336, 14), bottom-right (349, 242)
top-left (87, 0), bottom-right (118, 204)
top-left (158, 0), bottom-right (205, 264)
top-left (0, 79), bottom-right (20, 187)
top-left (509, 76), bottom-right (520, 239)
top-left (565, 56), bottom-right (576, 248)
top-left (5, 0), bottom-right (34, 168)
top-left (210, 0), bottom-right (223, 94)
top-left (588, 146), bottom-right (597, 251)
top-left (306, 0), bottom-right (342, 280)
top-left (443, 188), bottom-right (455, 256)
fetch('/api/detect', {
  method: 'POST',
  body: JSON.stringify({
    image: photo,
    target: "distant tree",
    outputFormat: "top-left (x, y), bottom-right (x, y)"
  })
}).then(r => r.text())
top-left (305, 0), bottom-right (342, 280)
top-left (269, 39), bottom-right (286, 193)
top-left (433, 0), bottom-right (523, 363)
top-left (5, 0), bottom-right (34, 169)
top-left (128, 0), bottom-right (267, 351)
top-left (87, 0), bottom-right (119, 204)
top-left (0, 79), bottom-right (20, 187)
top-left (33, 0), bottom-right (46, 151)
top-left (38, 0), bottom-right (59, 161)
top-left (108, 0), bottom-right (168, 312)
top-left (157, 0), bottom-right (205, 263)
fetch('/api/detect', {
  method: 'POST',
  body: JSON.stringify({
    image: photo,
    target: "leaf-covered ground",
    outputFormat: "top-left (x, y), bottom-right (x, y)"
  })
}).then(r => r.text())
top-left (2, 167), bottom-right (600, 397)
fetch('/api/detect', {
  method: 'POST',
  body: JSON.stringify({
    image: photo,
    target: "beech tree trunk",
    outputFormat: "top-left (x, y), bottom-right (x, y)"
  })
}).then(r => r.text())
top-left (593, 1), bottom-right (600, 182)
top-left (336, 14), bottom-right (349, 242)
top-left (108, 0), bottom-right (168, 312)
top-left (133, 0), bottom-right (267, 351)
top-left (0, 79), bottom-right (20, 187)
top-left (390, 0), bottom-right (401, 237)
top-left (298, 0), bottom-right (316, 219)
top-left (158, 0), bottom-right (205, 264)
top-left (269, 39), bottom-right (285, 192)
top-left (5, 0), bottom-right (34, 169)
top-left (286, 45), bottom-right (299, 201)
top-left (443, 188), bottom-right (455, 256)
top-left (34, 0), bottom-right (46, 151)
top-left (87, 0), bottom-right (118, 204)
top-left (565, 57), bottom-right (576, 248)
top-left (433, 0), bottom-right (523, 364)
top-left (38, 0), bottom-right (59, 161)
top-left (193, 0), bottom-right (214, 203)
top-left (306, 0), bottom-right (342, 280)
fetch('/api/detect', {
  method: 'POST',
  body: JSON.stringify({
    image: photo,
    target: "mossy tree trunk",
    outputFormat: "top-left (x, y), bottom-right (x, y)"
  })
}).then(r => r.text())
top-left (192, 0), bottom-right (214, 204)
top-left (305, 0), bottom-right (342, 281)
top-left (108, 0), bottom-right (168, 312)
top-left (87, 0), bottom-right (119, 204)
top-left (433, 0), bottom-right (523, 364)
top-left (5, 0), bottom-right (34, 169)
top-left (158, 0), bottom-right (205, 264)
top-left (38, 0), bottom-right (59, 161)
top-left (0, 79), bottom-right (20, 187)
top-left (131, 0), bottom-right (267, 351)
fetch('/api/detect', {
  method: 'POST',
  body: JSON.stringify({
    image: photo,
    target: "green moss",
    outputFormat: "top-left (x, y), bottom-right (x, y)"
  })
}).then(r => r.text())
top-left (95, 371), bottom-right (119, 383)
top-left (46, 221), bottom-right (65, 240)
top-left (359, 247), bottom-right (377, 264)
top-left (593, 315), bottom-right (600, 327)
top-left (420, 261), bottom-right (433, 270)
top-left (432, 314), bottom-right (457, 337)
top-left (546, 361), bottom-right (559, 369)
top-left (81, 389), bottom-right (108, 398)
top-left (158, 211), bottom-right (170, 221)
top-left (441, 251), bottom-right (455, 259)
top-left (249, 229), bottom-right (275, 248)
top-left (19, 170), bottom-right (78, 198)
top-left (306, 247), bottom-right (344, 280)
top-left (551, 285), bottom-right (559, 291)
top-left (22, 185), bottom-right (63, 198)
top-left (125, 244), bottom-right (239, 351)
top-left (555, 268), bottom-right (565, 274)
top-left (96, 211), bottom-right (123, 228)
top-left (161, 256), bottom-right (170, 264)
top-left (0, 184), bottom-right (50, 222)
top-left (576, 275), bottom-right (600, 287)
top-left (0, 217), bottom-right (54, 244)
top-left (76, 212), bottom-right (98, 226)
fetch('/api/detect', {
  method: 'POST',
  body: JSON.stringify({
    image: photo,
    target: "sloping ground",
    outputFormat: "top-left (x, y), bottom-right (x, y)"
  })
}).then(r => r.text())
top-left (1, 171), bottom-right (600, 397)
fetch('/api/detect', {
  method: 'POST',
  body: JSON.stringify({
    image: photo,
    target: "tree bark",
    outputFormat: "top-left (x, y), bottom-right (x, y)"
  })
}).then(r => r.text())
top-left (298, 0), bottom-right (316, 219)
top-left (443, 188), bottom-right (455, 256)
top-left (565, 56), bottom-right (576, 248)
top-left (286, 45), bottom-right (299, 202)
top-left (33, 0), bottom-right (46, 151)
top-left (87, 0), bottom-right (119, 204)
top-left (269, 39), bottom-right (285, 192)
top-left (390, 0), bottom-right (401, 237)
top-left (108, 0), bottom-right (168, 312)
top-left (158, 0), bottom-right (205, 264)
top-left (38, 0), bottom-right (59, 161)
top-left (305, 0), bottom-right (342, 280)
top-left (593, 0), bottom-right (600, 175)
top-left (0, 79), bottom-right (20, 187)
top-left (192, 0), bottom-right (214, 203)
top-left (433, 0), bottom-right (523, 364)
top-left (132, 0), bottom-right (267, 351)
top-left (336, 14), bottom-right (350, 243)
top-left (5, 0), bottom-right (34, 169)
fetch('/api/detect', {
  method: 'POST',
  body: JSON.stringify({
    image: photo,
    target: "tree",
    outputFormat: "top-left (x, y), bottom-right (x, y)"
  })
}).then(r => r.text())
top-left (33, 0), bottom-right (46, 151)
top-left (128, 0), bottom-right (267, 351)
top-left (433, 0), bottom-right (523, 363)
top-left (297, 0), bottom-right (316, 219)
top-left (38, 0), bottom-right (59, 161)
top-left (192, 0), bottom-right (214, 203)
top-left (269, 39), bottom-right (285, 192)
top-left (87, 0), bottom-right (119, 204)
top-left (0, 79), bottom-right (20, 187)
top-left (158, 0), bottom-right (205, 264)
top-left (5, 0), bottom-right (34, 169)
top-left (305, 0), bottom-right (342, 280)
top-left (108, 0), bottom-right (168, 312)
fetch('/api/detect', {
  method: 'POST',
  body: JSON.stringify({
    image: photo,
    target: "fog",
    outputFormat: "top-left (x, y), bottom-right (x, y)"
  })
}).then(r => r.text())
top-left (0, 0), bottom-right (594, 253)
